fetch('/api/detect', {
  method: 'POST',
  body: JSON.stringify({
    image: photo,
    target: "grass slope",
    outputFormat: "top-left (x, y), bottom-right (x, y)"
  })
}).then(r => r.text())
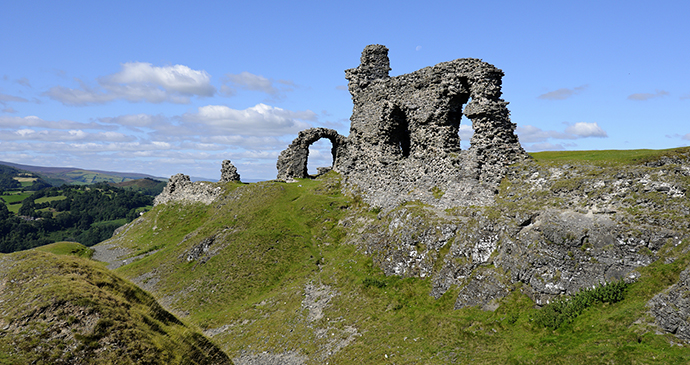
top-left (100, 152), bottom-right (690, 364)
top-left (0, 245), bottom-right (232, 364)
top-left (110, 178), bottom-right (167, 196)
top-left (34, 241), bottom-right (94, 258)
top-left (529, 146), bottom-right (690, 165)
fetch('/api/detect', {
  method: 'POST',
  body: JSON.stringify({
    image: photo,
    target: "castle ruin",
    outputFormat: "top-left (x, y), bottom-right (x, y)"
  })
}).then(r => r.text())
top-left (275, 44), bottom-right (527, 207)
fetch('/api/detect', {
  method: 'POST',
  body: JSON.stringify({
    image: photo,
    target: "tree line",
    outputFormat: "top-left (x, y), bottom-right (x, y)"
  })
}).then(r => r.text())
top-left (0, 183), bottom-right (154, 252)
top-left (0, 165), bottom-right (52, 192)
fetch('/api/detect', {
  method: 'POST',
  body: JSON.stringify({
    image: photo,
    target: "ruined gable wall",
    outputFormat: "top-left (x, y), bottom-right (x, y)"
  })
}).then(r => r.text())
top-left (337, 45), bottom-right (527, 208)
top-left (342, 45), bottom-right (526, 182)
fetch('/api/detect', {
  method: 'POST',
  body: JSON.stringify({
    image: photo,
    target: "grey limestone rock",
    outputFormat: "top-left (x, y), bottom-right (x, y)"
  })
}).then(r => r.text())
top-left (187, 236), bottom-right (215, 262)
top-left (276, 127), bottom-right (347, 181)
top-left (220, 160), bottom-right (240, 183)
top-left (346, 155), bottom-right (690, 312)
top-left (648, 268), bottom-right (690, 341)
top-left (153, 173), bottom-right (223, 206)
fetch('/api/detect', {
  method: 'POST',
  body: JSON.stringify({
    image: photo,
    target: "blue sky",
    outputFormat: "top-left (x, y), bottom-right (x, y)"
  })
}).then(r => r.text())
top-left (1, 1), bottom-right (688, 181)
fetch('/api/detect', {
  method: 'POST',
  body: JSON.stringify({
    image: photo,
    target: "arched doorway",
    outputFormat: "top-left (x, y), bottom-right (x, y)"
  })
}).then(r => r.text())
top-left (276, 128), bottom-right (348, 181)
top-left (307, 138), bottom-right (335, 176)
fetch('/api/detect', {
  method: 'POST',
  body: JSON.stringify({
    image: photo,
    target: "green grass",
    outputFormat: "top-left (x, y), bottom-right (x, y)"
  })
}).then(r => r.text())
top-left (1, 192), bottom-right (32, 204)
top-left (2, 192), bottom-right (35, 214)
top-left (529, 146), bottom-right (690, 165)
top-left (33, 241), bottom-right (94, 258)
top-left (96, 169), bottom-right (690, 364)
top-left (0, 250), bottom-right (230, 364)
top-left (12, 177), bottom-right (37, 183)
top-left (92, 218), bottom-right (128, 227)
top-left (533, 280), bottom-right (628, 330)
top-left (59, 170), bottom-right (130, 184)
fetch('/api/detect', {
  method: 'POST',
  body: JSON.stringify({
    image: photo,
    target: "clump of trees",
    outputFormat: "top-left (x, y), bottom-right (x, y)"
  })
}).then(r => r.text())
top-left (1, 183), bottom-right (154, 252)
top-left (0, 165), bottom-right (54, 192)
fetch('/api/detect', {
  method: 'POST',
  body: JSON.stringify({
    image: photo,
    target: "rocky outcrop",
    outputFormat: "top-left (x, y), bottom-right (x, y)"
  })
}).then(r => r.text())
top-left (277, 44), bottom-right (528, 209)
top-left (220, 160), bottom-right (240, 183)
top-left (153, 173), bottom-right (223, 206)
top-left (345, 155), bottom-right (690, 310)
top-left (648, 267), bottom-right (690, 340)
top-left (276, 127), bottom-right (348, 181)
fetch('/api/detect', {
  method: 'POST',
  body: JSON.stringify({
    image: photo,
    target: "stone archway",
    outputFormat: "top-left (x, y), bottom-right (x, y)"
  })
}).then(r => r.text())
top-left (276, 128), bottom-right (348, 181)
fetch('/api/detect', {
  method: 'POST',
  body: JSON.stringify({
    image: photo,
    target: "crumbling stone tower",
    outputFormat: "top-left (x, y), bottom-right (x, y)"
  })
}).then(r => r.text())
top-left (277, 44), bottom-right (527, 208)
top-left (342, 44), bottom-right (526, 184)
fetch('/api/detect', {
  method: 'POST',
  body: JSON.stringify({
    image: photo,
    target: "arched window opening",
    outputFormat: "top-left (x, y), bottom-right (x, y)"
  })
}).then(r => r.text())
top-left (307, 138), bottom-right (334, 176)
top-left (391, 106), bottom-right (410, 157)
top-left (458, 119), bottom-right (474, 150)
top-left (448, 93), bottom-right (471, 151)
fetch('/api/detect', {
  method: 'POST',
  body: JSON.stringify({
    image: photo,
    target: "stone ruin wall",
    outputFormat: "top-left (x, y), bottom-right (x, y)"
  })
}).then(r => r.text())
top-left (154, 160), bottom-right (240, 206)
top-left (277, 44), bottom-right (528, 209)
top-left (275, 128), bottom-right (347, 182)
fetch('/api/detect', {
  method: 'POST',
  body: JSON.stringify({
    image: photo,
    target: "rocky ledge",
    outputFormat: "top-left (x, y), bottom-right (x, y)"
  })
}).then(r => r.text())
top-left (344, 151), bottom-right (690, 321)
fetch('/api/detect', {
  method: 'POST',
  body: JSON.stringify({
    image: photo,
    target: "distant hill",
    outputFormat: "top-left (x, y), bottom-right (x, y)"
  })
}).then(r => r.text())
top-left (0, 160), bottom-right (165, 185)
top-left (0, 164), bottom-right (52, 191)
top-left (110, 177), bottom-right (167, 196)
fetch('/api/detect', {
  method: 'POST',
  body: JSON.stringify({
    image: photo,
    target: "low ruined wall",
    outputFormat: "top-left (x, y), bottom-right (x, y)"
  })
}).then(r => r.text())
top-left (153, 173), bottom-right (223, 206)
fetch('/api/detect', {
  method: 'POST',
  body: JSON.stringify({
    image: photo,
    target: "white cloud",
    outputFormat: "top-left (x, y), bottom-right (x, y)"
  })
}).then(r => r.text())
top-left (516, 125), bottom-right (575, 143)
top-left (2, 107), bottom-right (17, 113)
top-left (15, 77), bottom-right (31, 87)
top-left (0, 129), bottom-right (135, 142)
top-left (221, 72), bottom-right (294, 98)
top-left (99, 113), bottom-right (166, 128)
top-left (538, 85), bottom-right (588, 100)
top-left (201, 135), bottom-right (285, 149)
top-left (181, 103), bottom-right (315, 136)
top-left (335, 85), bottom-right (348, 91)
top-left (233, 150), bottom-right (282, 160)
top-left (627, 90), bottom-right (669, 101)
top-left (1, 102), bottom-right (318, 180)
top-left (564, 122), bottom-right (608, 138)
top-left (523, 142), bottom-right (566, 152)
top-left (45, 82), bottom-right (118, 105)
top-left (517, 122), bottom-right (608, 144)
top-left (45, 62), bottom-right (216, 106)
top-left (682, 133), bottom-right (690, 141)
top-left (0, 115), bottom-right (111, 130)
top-left (458, 124), bottom-right (474, 140)
top-left (96, 131), bottom-right (137, 142)
top-left (0, 92), bottom-right (28, 104)
top-left (107, 63), bottom-right (215, 96)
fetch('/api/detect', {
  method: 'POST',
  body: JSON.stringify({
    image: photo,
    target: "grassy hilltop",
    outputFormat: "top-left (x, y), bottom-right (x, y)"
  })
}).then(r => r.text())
top-left (87, 147), bottom-right (690, 363)
top-left (2, 147), bottom-right (690, 364)
top-left (0, 242), bottom-right (231, 364)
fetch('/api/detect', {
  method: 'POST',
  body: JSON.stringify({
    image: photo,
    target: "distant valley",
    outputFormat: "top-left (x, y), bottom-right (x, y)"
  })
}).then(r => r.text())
top-left (0, 162), bottom-right (167, 252)
top-left (0, 160), bottom-right (166, 185)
